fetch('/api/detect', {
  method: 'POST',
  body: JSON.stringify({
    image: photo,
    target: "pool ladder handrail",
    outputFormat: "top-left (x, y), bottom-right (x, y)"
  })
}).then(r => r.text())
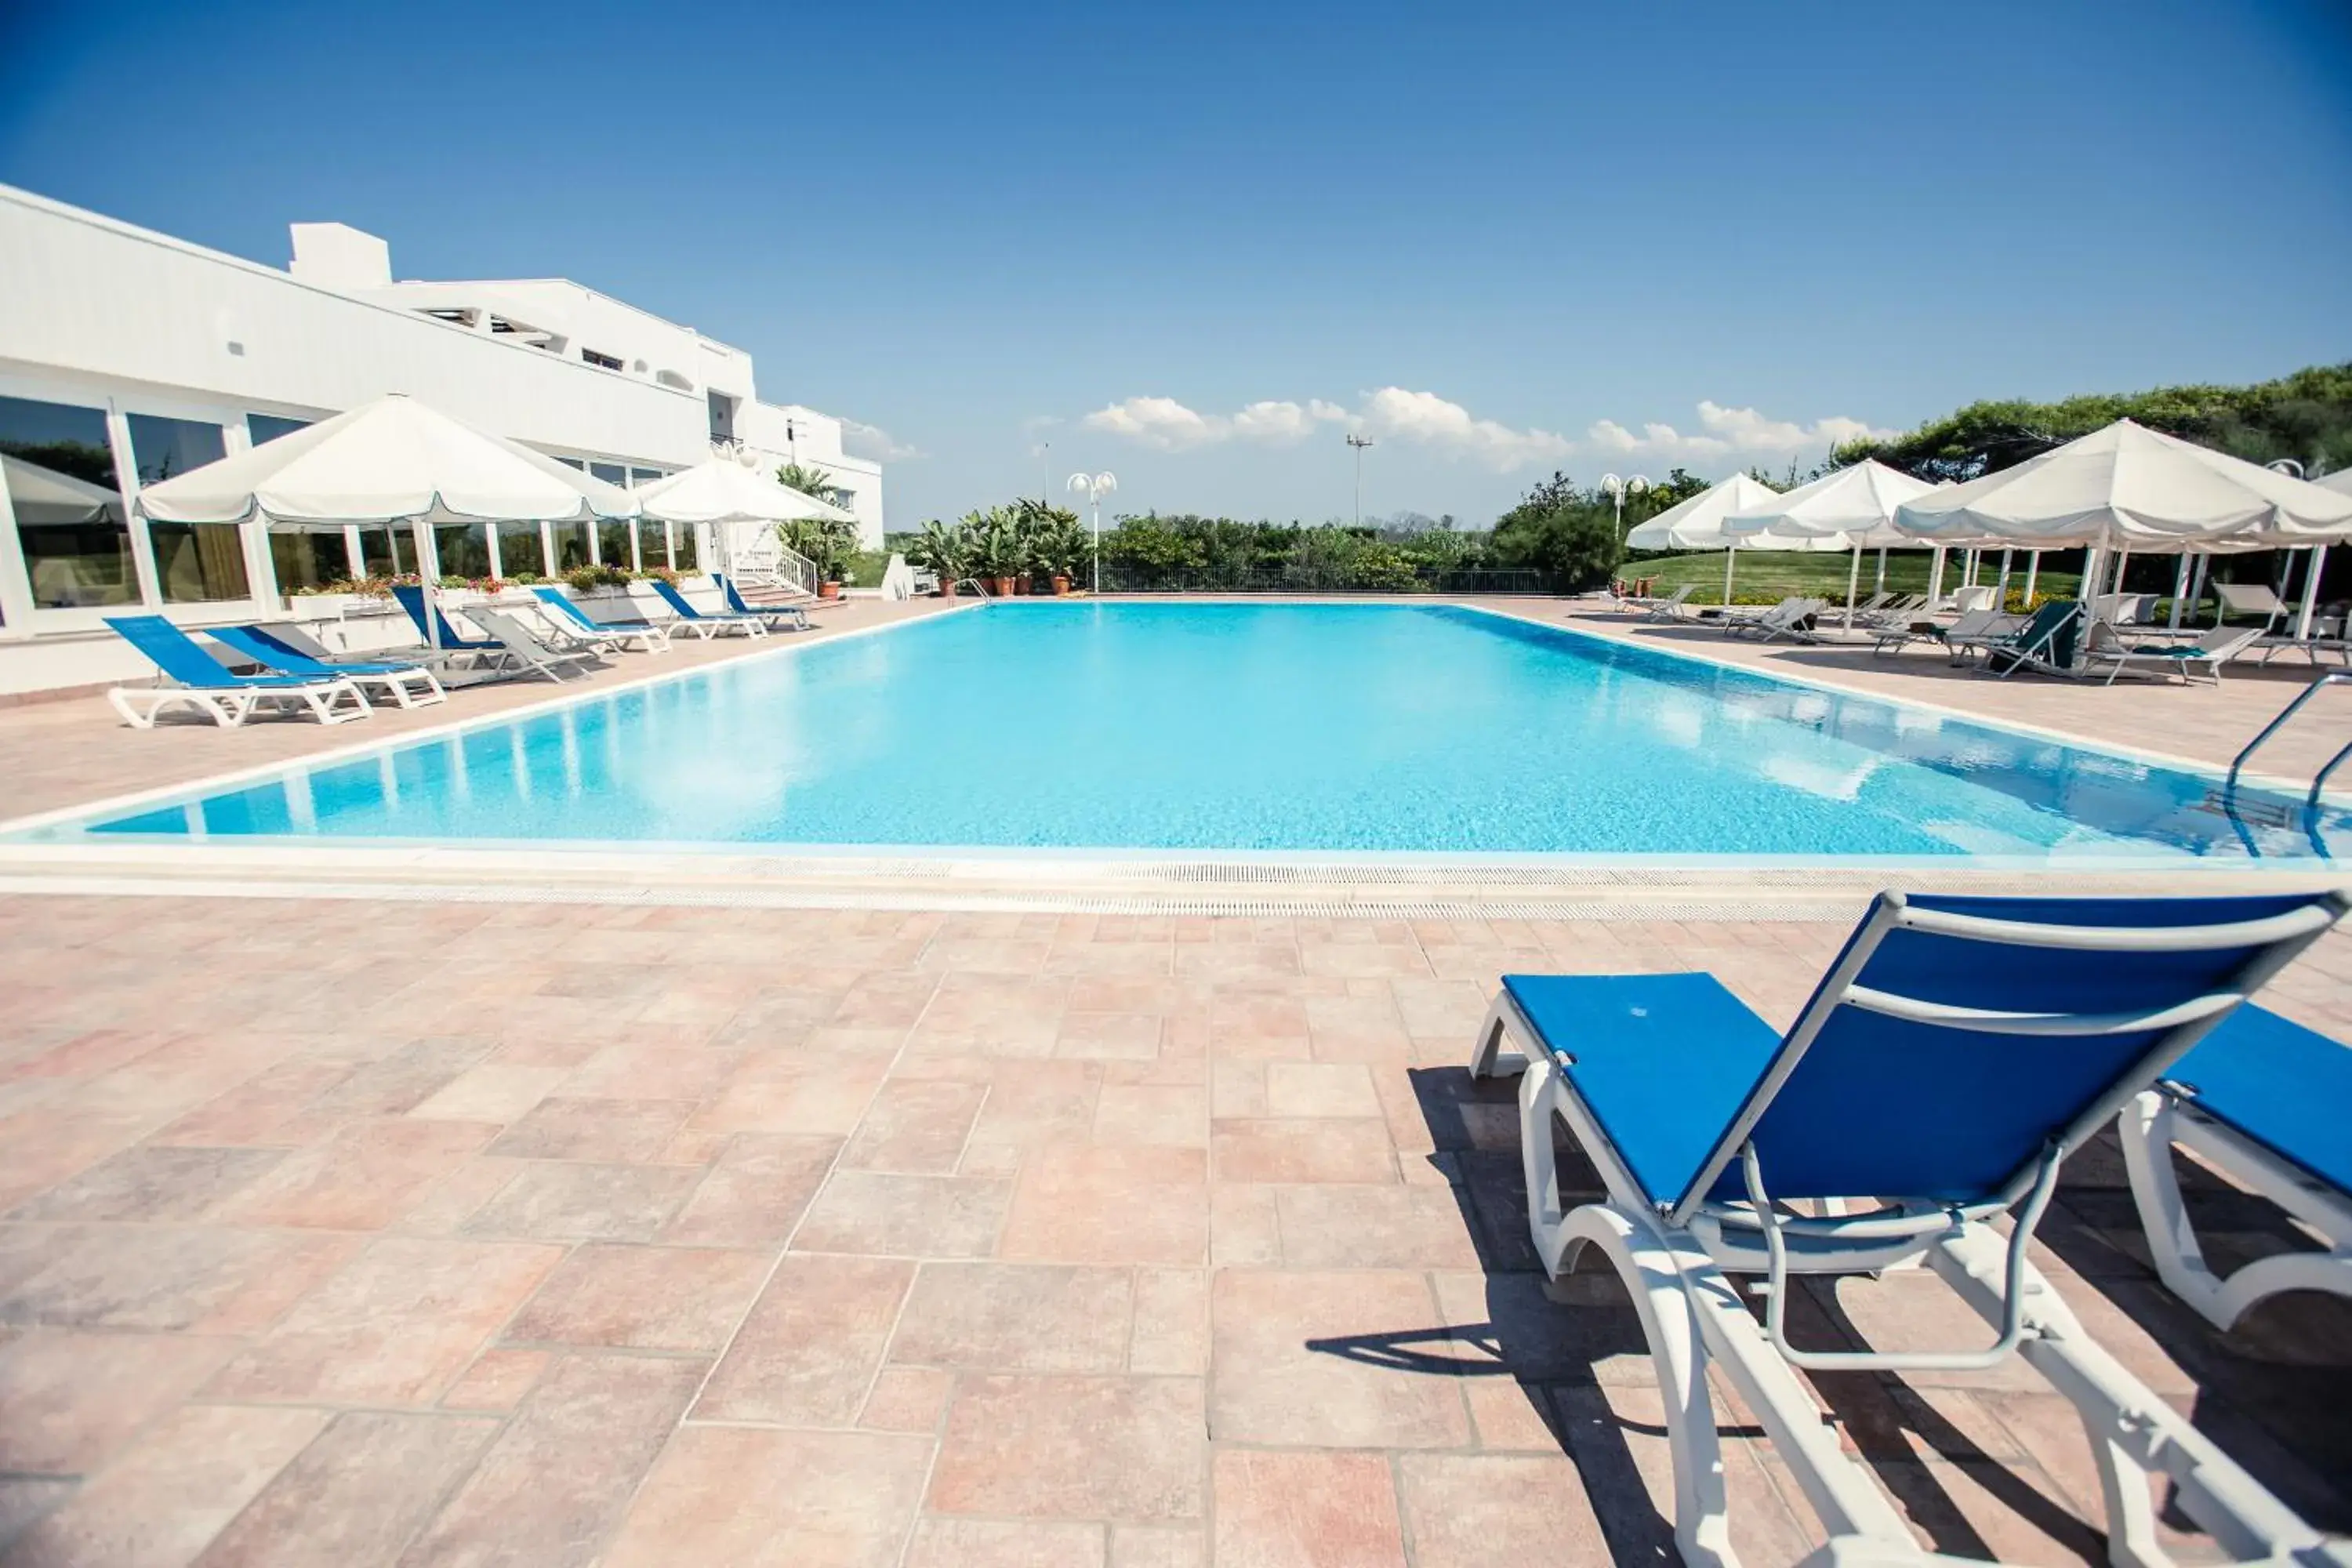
top-left (953, 577), bottom-right (993, 604)
top-left (2227, 669), bottom-right (2352, 811)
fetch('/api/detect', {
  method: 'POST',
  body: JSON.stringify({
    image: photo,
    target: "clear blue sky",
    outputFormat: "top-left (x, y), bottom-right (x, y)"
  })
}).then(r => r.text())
top-left (4, 0), bottom-right (2349, 528)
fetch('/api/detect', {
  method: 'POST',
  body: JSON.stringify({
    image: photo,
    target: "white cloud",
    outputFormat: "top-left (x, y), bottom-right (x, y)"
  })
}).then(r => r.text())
top-left (840, 418), bottom-right (924, 463)
top-left (1584, 401), bottom-right (1896, 462)
top-left (1076, 389), bottom-right (1892, 474)
top-left (1081, 389), bottom-right (1565, 470)
top-left (1080, 395), bottom-right (1348, 452)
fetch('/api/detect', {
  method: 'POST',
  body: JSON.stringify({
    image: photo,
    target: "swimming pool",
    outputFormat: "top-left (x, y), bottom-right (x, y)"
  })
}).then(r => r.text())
top-left (32, 602), bottom-right (2351, 864)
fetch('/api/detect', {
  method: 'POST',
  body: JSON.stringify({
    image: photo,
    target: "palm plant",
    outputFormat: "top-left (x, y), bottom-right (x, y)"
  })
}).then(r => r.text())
top-left (911, 518), bottom-right (971, 583)
top-left (776, 463), bottom-right (837, 499)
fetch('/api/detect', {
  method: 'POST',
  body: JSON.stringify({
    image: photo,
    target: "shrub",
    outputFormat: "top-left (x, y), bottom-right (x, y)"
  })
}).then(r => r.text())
top-left (1490, 474), bottom-right (1619, 591)
top-left (564, 564), bottom-right (630, 593)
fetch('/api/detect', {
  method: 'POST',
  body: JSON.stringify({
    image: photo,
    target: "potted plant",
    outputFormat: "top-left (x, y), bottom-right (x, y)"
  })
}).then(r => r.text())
top-left (913, 518), bottom-right (971, 597)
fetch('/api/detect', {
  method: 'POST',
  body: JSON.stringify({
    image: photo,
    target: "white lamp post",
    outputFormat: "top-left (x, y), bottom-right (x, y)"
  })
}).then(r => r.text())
top-left (1346, 434), bottom-right (1374, 528)
top-left (1600, 473), bottom-right (1652, 542)
top-left (1067, 471), bottom-right (1117, 593)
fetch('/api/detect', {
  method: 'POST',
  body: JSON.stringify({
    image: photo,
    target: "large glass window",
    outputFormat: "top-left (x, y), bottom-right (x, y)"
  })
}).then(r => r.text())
top-left (0, 394), bottom-right (136, 608)
top-left (637, 519), bottom-right (672, 572)
top-left (674, 524), bottom-right (699, 573)
top-left (359, 525), bottom-right (419, 579)
top-left (495, 520), bottom-right (548, 579)
top-left (270, 532), bottom-right (348, 595)
top-left (434, 524), bottom-right (491, 581)
top-left (248, 413), bottom-right (311, 445)
top-left (126, 414), bottom-right (248, 603)
top-left (589, 461), bottom-right (626, 486)
top-left (630, 467), bottom-right (662, 488)
top-left (599, 518), bottom-right (635, 570)
top-left (554, 520), bottom-right (593, 572)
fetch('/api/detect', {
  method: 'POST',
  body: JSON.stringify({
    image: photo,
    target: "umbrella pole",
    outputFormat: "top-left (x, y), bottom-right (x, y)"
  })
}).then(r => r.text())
top-left (1995, 550), bottom-right (2013, 610)
top-left (1844, 543), bottom-right (1862, 629)
top-left (2296, 546), bottom-right (2327, 642)
top-left (1875, 546), bottom-right (1887, 595)
top-left (2168, 554), bottom-right (2191, 630)
top-left (1722, 546), bottom-right (1736, 607)
top-left (1929, 547), bottom-right (1947, 608)
top-left (413, 519), bottom-right (441, 652)
top-left (2022, 550), bottom-right (2041, 608)
top-left (2189, 553), bottom-right (2212, 626)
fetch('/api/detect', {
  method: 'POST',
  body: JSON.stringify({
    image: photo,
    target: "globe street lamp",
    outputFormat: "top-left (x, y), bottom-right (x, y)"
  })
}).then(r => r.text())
top-left (1067, 471), bottom-right (1117, 593)
top-left (1600, 473), bottom-right (1651, 541)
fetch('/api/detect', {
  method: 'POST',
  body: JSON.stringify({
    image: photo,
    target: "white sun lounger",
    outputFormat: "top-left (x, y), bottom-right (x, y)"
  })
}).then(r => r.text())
top-left (2121, 1003), bottom-right (2352, 1333)
top-left (1639, 584), bottom-right (1697, 622)
top-left (2082, 622), bottom-right (2263, 685)
top-left (1466, 887), bottom-right (2350, 1568)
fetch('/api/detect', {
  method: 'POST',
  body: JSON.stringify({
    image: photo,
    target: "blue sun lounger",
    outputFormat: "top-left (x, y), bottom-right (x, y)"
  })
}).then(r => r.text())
top-left (712, 574), bottom-right (810, 631)
top-left (648, 577), bottom-right (767, 639)
top-left (2122, 1003), bottom-right (2352, 1332)
top-left (1468, 888), bottom-right (2348, 1567)
top-left (528, 586), bottom-right (672, 653)
top-left (390, 584), bottom-right (503, 652)
top-left (207, 625), bottom-right (446, 710)
top-left (103, 615), bottom-right (370, 728)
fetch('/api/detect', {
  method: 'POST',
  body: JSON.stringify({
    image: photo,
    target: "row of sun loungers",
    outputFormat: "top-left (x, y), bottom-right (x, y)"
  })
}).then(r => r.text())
top-left (1468, 886), bottom-right (2352, 1567)
top-left (104, 575), bottom-right (811, 729)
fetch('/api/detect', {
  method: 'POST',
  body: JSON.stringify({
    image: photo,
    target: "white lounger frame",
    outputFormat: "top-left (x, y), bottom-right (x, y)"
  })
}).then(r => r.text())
top-left (1468, 895), bottom-right (2351, 1568)
top-left (2119, 1089), bottom-right (2352, 1332)
top-left (336, 666), bottom-right (446, 710)
top-left (108, 677), bottom-right (370, 729)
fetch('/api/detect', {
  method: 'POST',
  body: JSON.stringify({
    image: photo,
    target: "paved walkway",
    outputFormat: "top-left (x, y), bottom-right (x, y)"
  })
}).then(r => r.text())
top-left (0, 897), bottom-right (2346, 1565)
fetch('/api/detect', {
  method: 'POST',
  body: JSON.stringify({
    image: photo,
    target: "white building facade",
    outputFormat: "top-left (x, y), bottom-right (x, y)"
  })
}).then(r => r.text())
top-left (0, 183), bottom-right (885, 692)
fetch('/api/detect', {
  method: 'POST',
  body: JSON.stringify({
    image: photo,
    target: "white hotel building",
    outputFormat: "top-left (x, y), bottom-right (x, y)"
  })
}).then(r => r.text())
top-left (0, 183), bottom-right (886, 694)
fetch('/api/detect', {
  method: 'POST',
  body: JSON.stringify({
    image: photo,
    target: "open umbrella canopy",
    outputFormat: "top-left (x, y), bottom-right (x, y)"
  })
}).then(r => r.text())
top-left (1893, 419), bottom-right (2352, 554)
top-left (632, 456), bottom-right (855, 525)
top-left (1722, 460), bottom-right (1941, 548)
top-left (2, 452), bottom-right (123, 526)
top-left (2318, 469), bottom-right (2352, 498)
top-left (132, 393), bottom-right (637, 532)
top-left (1624, 473), bottom-right (1809, 550)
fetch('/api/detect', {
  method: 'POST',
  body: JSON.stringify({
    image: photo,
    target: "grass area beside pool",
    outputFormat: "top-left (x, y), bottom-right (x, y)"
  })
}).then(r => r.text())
top-left (1624, 550), bottom-right (2085, 608)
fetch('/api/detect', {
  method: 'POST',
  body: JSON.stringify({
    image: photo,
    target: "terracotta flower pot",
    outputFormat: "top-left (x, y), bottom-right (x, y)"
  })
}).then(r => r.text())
top-left (940, 579), bottom-right (958, 599)
top-left (1051, 575), bottom-right (1071, 597)
top-left (817, 580), bottom-right (842, 601)
top-left (992, 576), bottom-right (1014, 597)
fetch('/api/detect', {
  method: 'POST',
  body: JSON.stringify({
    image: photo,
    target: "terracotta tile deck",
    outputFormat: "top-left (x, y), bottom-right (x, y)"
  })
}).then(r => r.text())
top-left (0, 594), bottom-right (2349, 1563)
top-left (0, 897), bottom-right (2347, 1565)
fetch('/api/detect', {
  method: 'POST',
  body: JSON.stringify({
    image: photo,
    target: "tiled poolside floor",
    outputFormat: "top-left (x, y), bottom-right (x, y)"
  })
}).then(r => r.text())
top-left (1, 896), bottom-right (2348, 1566)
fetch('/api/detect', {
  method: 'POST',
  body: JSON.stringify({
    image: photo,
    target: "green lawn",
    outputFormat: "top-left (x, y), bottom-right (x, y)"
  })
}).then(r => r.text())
top-left (1622, 550), bottom-right (2082, 609)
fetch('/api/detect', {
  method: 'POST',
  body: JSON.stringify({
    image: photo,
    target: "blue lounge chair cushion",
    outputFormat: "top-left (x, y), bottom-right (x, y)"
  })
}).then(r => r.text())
top-left (1502, 973), bottom-right (1784, 1210)
top-left (105, 615), bottom-right (328, 690)
top-left (2169, 1004), bottom-right (2352, 1198)
top-left (208, 625), bottom-right (417, 677)
top-left (390, 586), bottom-right (499, 650)
top-left (652, 579), bottom-right (746, 622)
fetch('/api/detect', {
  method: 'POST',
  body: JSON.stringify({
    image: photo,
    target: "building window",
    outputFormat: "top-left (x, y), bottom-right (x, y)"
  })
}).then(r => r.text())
top-left (589, 462), bottom-right (626, 486)
top-left (126, 414), bottom-right (249, 603)
top-left (247, 413), bottom-right (312, 445)
top-left (495, 520), bottom-right (547, 579)
top-left (434, 524), bottom-right (491, 582)
top-left (637, 519), bottom-right (671, 572)
top-left (270, 532), bottom-right (346, 595)
top-left (580, 347), bottom-right (623, 371)
top-left (0, 394), bottom-right (136, 608)
top-left (630, 466), bottom-right (662, 488)
top-left (827, 488), bottom-right (856, 513)
top-left (553, 521), bottom-right (593, 573)
top-left (359, 526), bottom-right (418, 579)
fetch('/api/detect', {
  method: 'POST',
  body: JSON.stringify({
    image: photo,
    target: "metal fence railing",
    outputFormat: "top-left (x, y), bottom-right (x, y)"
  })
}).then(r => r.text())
top-left (1083, 565), bottom-right (1551, 596)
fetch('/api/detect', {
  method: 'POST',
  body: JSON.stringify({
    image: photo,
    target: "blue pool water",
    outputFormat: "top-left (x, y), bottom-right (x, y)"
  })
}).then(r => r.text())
top-left (47, 603), bottom-right (2352, 862)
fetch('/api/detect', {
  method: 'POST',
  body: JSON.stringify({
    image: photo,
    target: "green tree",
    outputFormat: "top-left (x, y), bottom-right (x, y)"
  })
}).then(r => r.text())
top-left (1835, 362), bottom-right (2352, 481)
top-left (1490, 473), bottom-right (1620, 590)
top-left (775, 463), bottom-right (837, 498)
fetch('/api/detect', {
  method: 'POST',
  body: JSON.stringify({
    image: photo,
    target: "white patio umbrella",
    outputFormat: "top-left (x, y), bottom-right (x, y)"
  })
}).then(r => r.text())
top-left (1622, 472), bottom-right (1839, 606)
top-left (1722, 460), bottom-right (1943, 626)
top-left (2318, 469), bottom-right (2352, 497)
top-left (1894, 419), bottom-right (2352, 638)
top-left (632, 455), bottom-right (855, 589)
top-left (134, 393), bottom-right (636, 648)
